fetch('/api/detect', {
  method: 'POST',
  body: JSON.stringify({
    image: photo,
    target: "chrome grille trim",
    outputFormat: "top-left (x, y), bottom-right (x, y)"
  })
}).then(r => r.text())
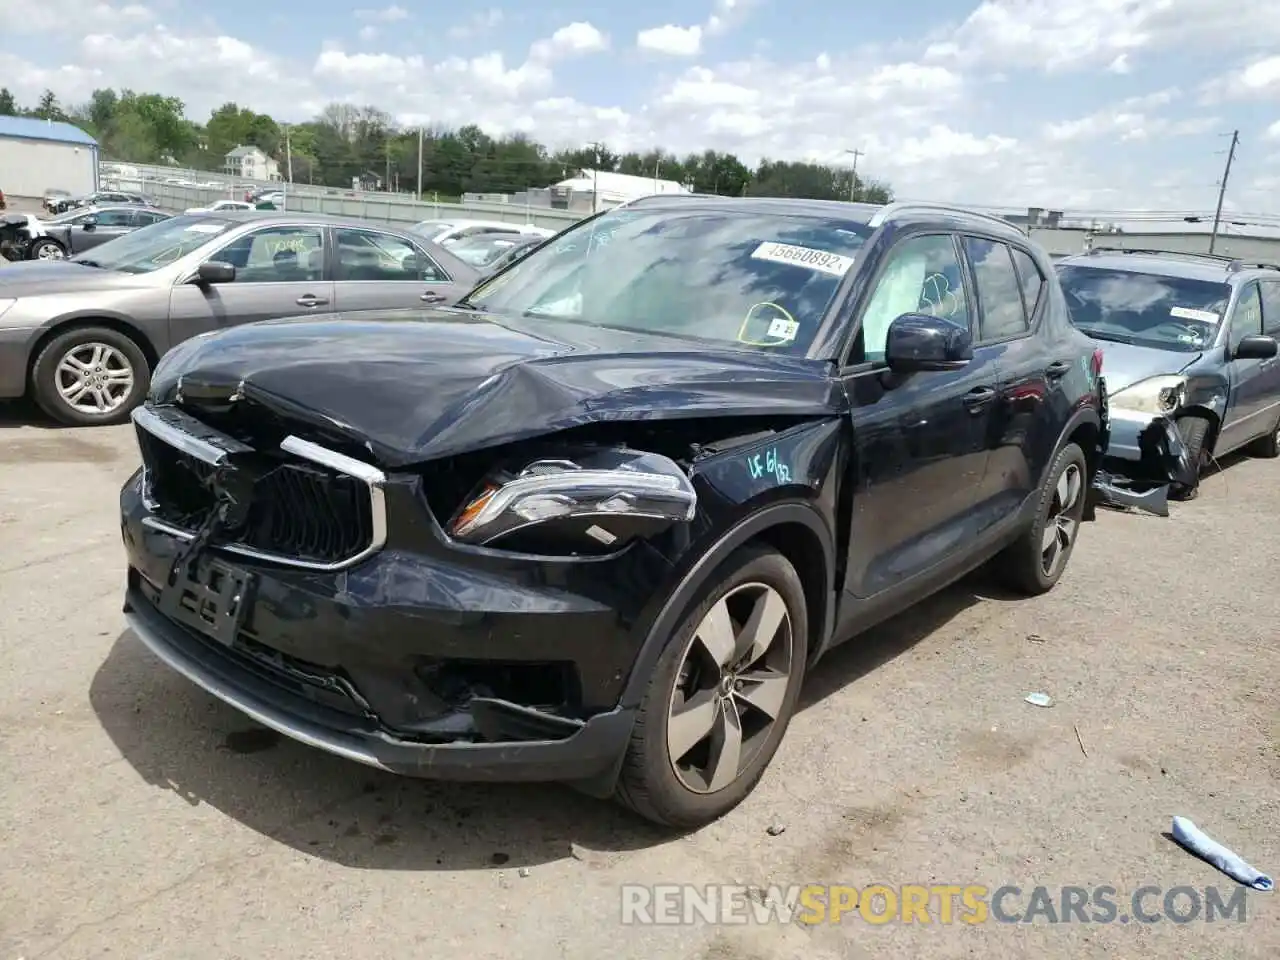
top-left (132, 406), bottom-right (388, 571)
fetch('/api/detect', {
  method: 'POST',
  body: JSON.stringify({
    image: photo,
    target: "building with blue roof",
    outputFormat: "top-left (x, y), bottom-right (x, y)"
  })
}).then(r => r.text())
top-left (0, 115), bottom-right (99, 201)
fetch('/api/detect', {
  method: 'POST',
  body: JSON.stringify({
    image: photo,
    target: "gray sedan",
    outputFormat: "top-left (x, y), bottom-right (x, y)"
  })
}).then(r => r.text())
top-left (0, 212), bottom-right (482, 425)
top-left (28, 205), bottom-right (172, 260)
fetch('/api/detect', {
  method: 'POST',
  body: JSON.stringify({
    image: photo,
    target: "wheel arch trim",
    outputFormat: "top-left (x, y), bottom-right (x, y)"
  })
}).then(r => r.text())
top-left (618, 502), bottom-right (836, 709)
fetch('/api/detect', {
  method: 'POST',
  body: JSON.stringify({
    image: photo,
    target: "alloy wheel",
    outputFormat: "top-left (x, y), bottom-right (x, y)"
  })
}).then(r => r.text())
top-left (37, 243), bottom-right (65, 260)
top-left (55, 342), bottom-right (135, 416)
top-left (1041, 463), bottom-right (1082, 577)
top-left (666, 582), bottom-right (794, 794)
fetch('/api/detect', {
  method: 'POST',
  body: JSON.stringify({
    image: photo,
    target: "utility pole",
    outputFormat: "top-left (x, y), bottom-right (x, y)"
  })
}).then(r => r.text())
top-left (1209, 130), bottom-right (1239, 254)
top-left (844, 148), bottom-right (864, 201)
top-left (416, 127), bottom-right (424, 199)
top-left (385, 137), bottom-right (391, 193)
top-left (587, 141), bottom-right (602, 213)
top-left (284, 124), bottom-right (294, 183)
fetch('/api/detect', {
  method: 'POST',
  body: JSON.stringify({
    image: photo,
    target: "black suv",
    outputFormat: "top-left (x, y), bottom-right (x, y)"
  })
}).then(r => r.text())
top-left (120, 196), bottom-right (1108, 827)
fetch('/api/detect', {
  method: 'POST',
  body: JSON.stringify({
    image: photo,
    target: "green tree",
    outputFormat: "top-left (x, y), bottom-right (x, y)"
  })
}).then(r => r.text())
top-left (0, 88), bottom-right (17, 116)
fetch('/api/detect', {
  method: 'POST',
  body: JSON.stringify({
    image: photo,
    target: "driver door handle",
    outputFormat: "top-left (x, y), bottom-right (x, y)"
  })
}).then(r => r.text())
top-left (295, 294), bottom-right (328, 307)
top-left (420, 290), bottom-right (447, 304)
top-left (1045, 359), bottom-right (1073, 379)
top-left (962, 386), bottom-right (996, 413)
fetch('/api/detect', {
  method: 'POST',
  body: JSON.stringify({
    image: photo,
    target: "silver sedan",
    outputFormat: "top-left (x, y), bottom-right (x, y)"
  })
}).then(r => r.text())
top-left (0, 212), bottom-right (481, 425)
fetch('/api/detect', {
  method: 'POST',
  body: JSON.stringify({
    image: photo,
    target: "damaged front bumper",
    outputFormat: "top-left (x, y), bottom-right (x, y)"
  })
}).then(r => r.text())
top-left (119, 470), bottom-right (659, 792)
top-left (1090, 409), bottom-right (1195, 517)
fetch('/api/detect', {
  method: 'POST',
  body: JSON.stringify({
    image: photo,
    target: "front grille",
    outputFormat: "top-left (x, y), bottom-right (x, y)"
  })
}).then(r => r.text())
top-left (137, 418), bottom-right (378, 568)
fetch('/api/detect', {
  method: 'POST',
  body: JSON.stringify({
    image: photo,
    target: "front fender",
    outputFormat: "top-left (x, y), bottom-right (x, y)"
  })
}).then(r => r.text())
top-left (618, 500), bottom-right (837, 708)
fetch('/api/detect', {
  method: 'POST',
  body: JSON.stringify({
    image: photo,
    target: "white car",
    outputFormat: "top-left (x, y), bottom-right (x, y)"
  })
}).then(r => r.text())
top-left (184, 200), bottom-right (255, 214)
top-left (409, 218), bottom-right (554, 247)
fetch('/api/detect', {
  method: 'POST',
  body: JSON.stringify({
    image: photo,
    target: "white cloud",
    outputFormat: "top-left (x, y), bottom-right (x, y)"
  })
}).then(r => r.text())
top-left (927, 0), bottom-right (1280, 73)
top-left (637, 25), bottom-right (703, 57)
top-left (357, 25), bottom-right (377, 42)
top-left (1200, 56), bottom-right (1280, 102)
top-left (0, 0), bottom-right (151, 36)
top-left (1041, 89), bottom-right (1223, 143)
top-left (529, 22), bottom-right (609, 61)
top-left (1265, 120), bottom-right (1280, 141)
top-left (1107, 54), bottom-right (1132, 75)
top-left (354, 5), bottom-right (408, 23)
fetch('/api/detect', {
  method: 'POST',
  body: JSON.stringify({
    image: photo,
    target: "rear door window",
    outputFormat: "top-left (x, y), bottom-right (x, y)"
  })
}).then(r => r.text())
top-left (964, 237), bottom-right (1029, 342)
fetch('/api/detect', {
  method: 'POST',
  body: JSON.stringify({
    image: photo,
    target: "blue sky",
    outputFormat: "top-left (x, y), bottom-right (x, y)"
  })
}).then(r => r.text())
top-left (2, 0), bottom-right (1278, 225)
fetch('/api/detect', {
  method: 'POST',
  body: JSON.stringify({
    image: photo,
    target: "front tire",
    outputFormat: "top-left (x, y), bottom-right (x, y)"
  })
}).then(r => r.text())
top-left (613, 545), bottom-right (809, 828)
top-left (993, 442), bottom-right (1088, 596)
top-left (30, 326), bottom-right (150, 426)
top-left (1170, 415), bottom-right (1212, 500)
top-left (29, 238), bottom-right (66, 260)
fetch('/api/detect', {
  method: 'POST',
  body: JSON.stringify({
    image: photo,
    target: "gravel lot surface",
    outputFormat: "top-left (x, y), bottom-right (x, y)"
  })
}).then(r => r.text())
top-left (1, 406), bottom-right (1277, 959)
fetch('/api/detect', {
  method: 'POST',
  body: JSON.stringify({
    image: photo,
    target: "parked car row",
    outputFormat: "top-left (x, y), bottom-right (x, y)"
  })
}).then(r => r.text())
top-left (0, 211), bottom-right (480, 424)
top-left (5, 194), bottom-right (1277, 829)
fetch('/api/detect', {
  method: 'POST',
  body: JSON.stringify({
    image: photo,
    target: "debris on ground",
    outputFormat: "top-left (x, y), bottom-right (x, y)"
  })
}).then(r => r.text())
top-left (1024, 692), bottom-right (1054, 708)
top-left (766, 822), bottom-right (786, 837)
top-left (1074, 724), bottom-right (1088, 757)
top-left (1027, 633), bottom-right (1045, 643)
top-left (1169, 817), bottom-right (1274, 891)
top-left (518, 867), bottom-right (531, 878)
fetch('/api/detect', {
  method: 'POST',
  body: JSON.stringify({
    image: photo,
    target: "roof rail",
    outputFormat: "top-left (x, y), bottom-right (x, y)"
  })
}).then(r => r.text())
top-left (1085, 246), bottom-right (1239, 262)
top-left (866, 201), bottom-right (1026, 233)
top-left (1226, 260), bottom-right (1280, 273)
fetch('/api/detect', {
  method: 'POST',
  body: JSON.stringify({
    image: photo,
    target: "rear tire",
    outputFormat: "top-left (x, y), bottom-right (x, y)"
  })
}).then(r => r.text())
top-left (992, 442), bottom-right (1088, 596)
top-left (1170, 415), bottom-right (1212, 500)
top-left (613, 545), bottom-right (809, 828)
top-left (30, 326), bottom-right (150, 427)
top-left (1248, 413), bottom-right (1280, 459)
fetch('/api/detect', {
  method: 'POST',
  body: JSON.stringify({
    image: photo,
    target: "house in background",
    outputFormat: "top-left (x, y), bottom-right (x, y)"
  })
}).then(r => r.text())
top-left (223, 145), bottom-right (280, 182)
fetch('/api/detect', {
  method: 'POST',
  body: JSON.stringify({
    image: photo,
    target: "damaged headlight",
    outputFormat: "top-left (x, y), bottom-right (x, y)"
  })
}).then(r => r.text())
top-left (1109, 375), bottom-right (1187, 416)
top-left (449, 448), bottom-right (697, 552)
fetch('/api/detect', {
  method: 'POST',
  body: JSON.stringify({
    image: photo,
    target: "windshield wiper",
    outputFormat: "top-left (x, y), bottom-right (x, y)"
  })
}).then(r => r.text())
top-left (72, 258), bottom-right (103, 268)
top-left (1076, 327), bottom-right (1135, 345)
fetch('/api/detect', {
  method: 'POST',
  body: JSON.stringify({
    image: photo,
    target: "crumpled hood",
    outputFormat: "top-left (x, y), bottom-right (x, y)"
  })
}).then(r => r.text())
top-left (150, 308), bottom-right (844, 467)
top-left (1094, 340), bottom-right (1203, 393)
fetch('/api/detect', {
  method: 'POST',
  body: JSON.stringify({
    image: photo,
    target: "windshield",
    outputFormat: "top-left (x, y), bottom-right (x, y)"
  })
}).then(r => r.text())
top-left (463, 207), bottom-right (873, 354)
top-left (411, 219), bottom-right (456, 240)
top-left (449, 235), bottom-right (528, 267)
top-left (70, 215), bottom-right (234, 274)
top-left (1056, 264), bottom-right (1231, 352)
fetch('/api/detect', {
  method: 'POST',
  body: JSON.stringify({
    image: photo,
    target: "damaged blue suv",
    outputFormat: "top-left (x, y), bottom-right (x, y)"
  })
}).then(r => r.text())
top-left (1057, 248), bottom-right (1280, 499)
top-left (120, 197), bottom-right (1108, 827)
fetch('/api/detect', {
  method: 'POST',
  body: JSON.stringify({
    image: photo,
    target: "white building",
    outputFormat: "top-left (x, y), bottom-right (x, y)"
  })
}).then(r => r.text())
top-left (223, 145), bottom-right (280, 182)
top-left (0, 116), bottom-right (98, 199)
top-left (553, 169), bottom-right (691, 211)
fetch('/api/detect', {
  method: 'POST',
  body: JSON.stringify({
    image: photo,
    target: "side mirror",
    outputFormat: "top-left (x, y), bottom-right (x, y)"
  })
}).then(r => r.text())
top-left (1233, 335), bottom-right (1278, 361)
top-left (196, 261), bottom-right (236, 284)
top-left (883, 312), bottom-right (973, 372)
top-left (81, 216), bottom-right (97, 229)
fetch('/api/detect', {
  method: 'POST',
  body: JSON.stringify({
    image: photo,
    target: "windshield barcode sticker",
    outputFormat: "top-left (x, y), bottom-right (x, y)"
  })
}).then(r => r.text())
top-left (751, 242), bottom-right (855, 277)
top-left (1170, 306), bottom-right (1220, 324)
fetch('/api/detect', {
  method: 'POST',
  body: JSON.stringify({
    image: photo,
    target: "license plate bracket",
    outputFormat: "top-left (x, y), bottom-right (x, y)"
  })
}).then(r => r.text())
top-left (159, 556), bottom-right (253, 647)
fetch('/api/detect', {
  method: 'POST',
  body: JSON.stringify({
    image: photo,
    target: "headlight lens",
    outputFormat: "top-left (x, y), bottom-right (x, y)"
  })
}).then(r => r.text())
top-left (449, 448), bottom-right (697, 552)
top-left (1109, 375), bottom-right (1187, 416)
